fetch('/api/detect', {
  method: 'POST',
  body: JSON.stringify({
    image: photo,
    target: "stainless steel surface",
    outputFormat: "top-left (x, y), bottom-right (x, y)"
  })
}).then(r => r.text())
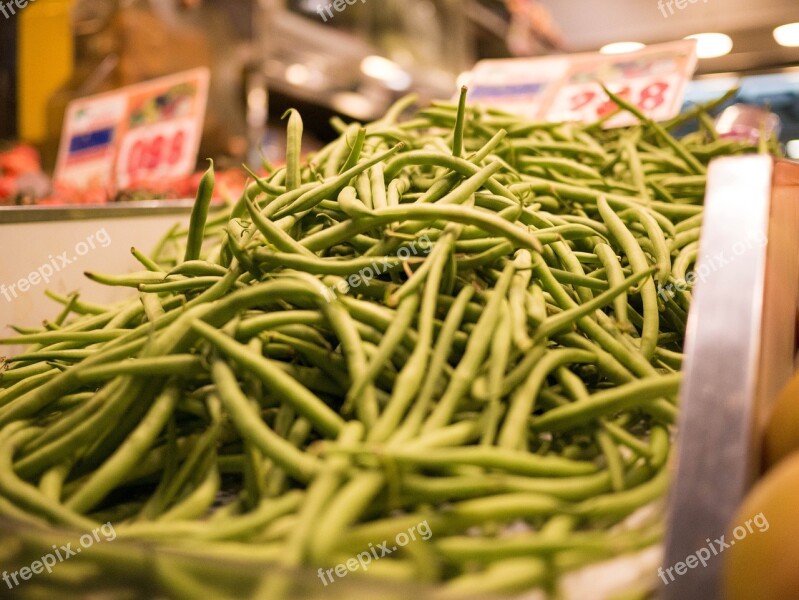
top-left (664, 156), bottom-right (799, 599)
top-left (0, 200), bottom-right (196, 224)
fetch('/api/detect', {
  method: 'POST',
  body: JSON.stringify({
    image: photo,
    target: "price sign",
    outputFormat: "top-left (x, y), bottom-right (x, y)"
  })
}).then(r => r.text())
top-left (55, 68), bottom-right (209, 193)
top-left (547, 41), bottom-right (696, 127)
top-left (116, 118), bottom-right (199, 190)
top-left (464, 40), bottom-right (697, 129)
top-left (463, 57), bottom-right (569, 120)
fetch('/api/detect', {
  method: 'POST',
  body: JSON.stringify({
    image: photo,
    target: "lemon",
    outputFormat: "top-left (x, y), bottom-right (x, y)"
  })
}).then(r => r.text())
top-left (722, 450), bottom-right (799, 600)
top-left (764, 371), bottom-right (799, 468)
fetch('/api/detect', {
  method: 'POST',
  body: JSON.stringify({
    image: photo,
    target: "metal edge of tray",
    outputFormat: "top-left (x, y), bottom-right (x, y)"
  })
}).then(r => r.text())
top-left (0, 200), bottom-right (201, 224)
top-left (663, 156), bottom-right (799, 599)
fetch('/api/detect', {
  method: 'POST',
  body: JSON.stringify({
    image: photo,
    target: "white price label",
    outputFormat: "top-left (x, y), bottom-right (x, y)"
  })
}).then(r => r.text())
top-left (55, 68), bottom-right (209, 194)
top-left (548, 74), bottom-right (684, 127)
top-left (463, 40), bottom-right (697, 128)
top-left (116, 118), bottom-right (198, 190)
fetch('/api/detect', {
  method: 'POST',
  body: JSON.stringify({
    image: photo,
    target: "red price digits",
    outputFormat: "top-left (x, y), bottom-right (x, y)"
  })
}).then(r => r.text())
top-left (570, 90), bottom-right (597, 111)
top-left (596, 86), bottom-right (632, 118)
top-left (146, 135), bottom-right (165, 170)
top-left (596, 81), bottom-right (670, 119)
top-left (127, 140), bottom-right (146, 182)
top-left (126, 130), bottom-right (186, 182)
top-left (168, 130), bottom-right (185, 166)
top-left (638, 81), bottom-right (669, 111)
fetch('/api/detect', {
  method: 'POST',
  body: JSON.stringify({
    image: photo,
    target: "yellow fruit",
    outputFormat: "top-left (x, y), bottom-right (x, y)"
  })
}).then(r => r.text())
top-left (722, 450), bottom-right (799, 600)
top-left (764, 371), bottom-right (799, 468)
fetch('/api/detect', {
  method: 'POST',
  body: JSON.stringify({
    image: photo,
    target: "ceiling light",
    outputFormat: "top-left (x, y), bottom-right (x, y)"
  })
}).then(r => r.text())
top-left (360, 56), bottom-right (412, 92)
top-left (774, 23), bottom-right (799, 47)
top-left (285, 64), bottom-right (310, 86)
top-left (331, 92), bottom-right (375, 120)
top-left (685, 33), bottom-right (733, 58)
top-left (599, 42), bottom-right (645, 55)
top-left (787, 140), bottom-right (799, 159)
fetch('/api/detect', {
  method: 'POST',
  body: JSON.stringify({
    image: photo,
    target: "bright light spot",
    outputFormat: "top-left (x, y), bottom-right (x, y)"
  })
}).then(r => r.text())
top-left (331, 92), bottom-right (375, 120)
top-left (285, 64), bottom-right (311, 86)
top-left (360, 55), bottom-right (412, 91)
top-left (685, 33), bottom-right (733, 59)
top-left (786, 140), bottom-right (799, 159)
top-left (599, 42), bottom-right (645, 55)
top-left (774, 23), bottom-right (799, 47)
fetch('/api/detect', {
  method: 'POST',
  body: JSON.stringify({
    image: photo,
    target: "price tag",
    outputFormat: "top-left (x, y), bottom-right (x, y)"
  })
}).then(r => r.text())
top-left (547, 41), bottom-right (697, 127)
top-left (116, 118), bottom-right (199, 190)
top-left (55, 68), bottom-right (210, 193)
top-left (464, 40), bottom-right (697, 128)
top-left (463, 57), bottom-right (569, 120)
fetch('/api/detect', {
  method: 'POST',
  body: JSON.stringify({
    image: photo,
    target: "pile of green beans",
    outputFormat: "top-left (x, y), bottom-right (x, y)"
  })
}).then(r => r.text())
top-left (0, 90), bottom-right (772, 599)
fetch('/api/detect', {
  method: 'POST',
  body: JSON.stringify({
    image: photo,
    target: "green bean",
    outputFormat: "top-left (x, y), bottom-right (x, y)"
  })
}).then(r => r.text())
top-left (593, 242), bottom-right (630, 329)
top-left (507, 140), bottom-right (607, 162)
top-left (319, 297), bottom-right (379, 426)
top-left (369, 163), bottom-right (388, 211)
top-left (131, 246), bottom-right (163, 272)
top-left (245, 195), bottom-right (315, 257)
top-left (498, 349), bottom-right (596, 450)
top-left (595, 429), bottom-right (625, 492)
top-left (533, 267), bottom-right (655, 344)
top-left (242, 164), bottom-right (286, 198)
top-left (436, 522), bottom-right (662, 563)
top-left (192, 321), bottom-right (345, 437)
top-left (648, 424), bottom-right (670, 469)
top-left (597, 197), bottom-right (659, 359)
top-left (66, 382), bottom-right (181, 513)
top-left (0, 370), bottom-right (60, 409)
top-left (184, 160), bottom-right (215, 262)
top-left (138, 277), bottom-right (226, 295)
top-left (392, 286), bottom-right (475, 443)
top-left (348, 293), bottom-right (418, 404)
top-left (569, 468), bottom-right (668, 520)
top-left (0, 363), bottom-right (52, 387)
top-left (452, 86), bottom-right (468, 158)
top-left (8, 350), bottom-right (97, 363)
top-left (84, 270), bottom-right (169, 288)
top-left (481, 301), bottom-right (512, 446)
top-left (0, 423), bottom-right (98, 529)
top-left (602, 85), bottom-right (706, 175)
top-left (440, 557), bottom-right (547, 598)
top-left (376, 446), bottom-right (597, 477)
top-left (423, 264), bottom-right (515, 431)
top-left (283, 109), bottom-right (303, 191)
top-left (512, 177), bottom-right (701, 220)
top-left (308, 470), bottom-right (385, 563)
top-left (44, 289), bottom-right (109, 315)
top-left (532, 373), bottom-right (682, 432)
top-left (342, 128), bottom-right (368, 175)
top-left (75, 355), bottom-right (202, 383)
top-left (272, 143), bottom-right (404, 219)
top-left (211, 361), bottom-right (320, 482)
top-left (158, 456), bottom-right (220, 521)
